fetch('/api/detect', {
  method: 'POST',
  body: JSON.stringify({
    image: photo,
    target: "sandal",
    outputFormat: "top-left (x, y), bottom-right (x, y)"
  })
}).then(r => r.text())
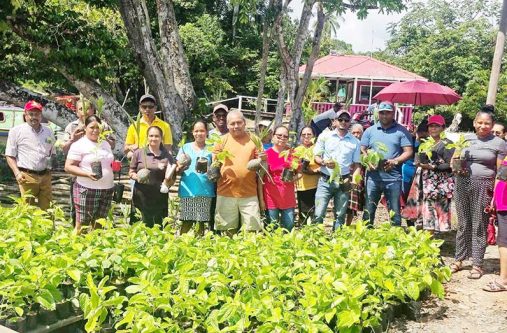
top-left (450, 261), bottom-right (463, 273)
top-left (467, 266), bottom-right (484, 280)
top-left (483, 280), bottom-right (507, 292)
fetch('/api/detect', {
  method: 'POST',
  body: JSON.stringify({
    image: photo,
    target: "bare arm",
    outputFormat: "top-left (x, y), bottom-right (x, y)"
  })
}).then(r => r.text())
top-left (6, 156), bottom-right (25, 182)
top-left (257, 178), bottom-right (265, 211)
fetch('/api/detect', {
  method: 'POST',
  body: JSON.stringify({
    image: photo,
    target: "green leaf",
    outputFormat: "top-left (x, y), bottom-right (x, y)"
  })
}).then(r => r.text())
top-left (15, 306), bottom-right (24, 317)
top-left (67, 269), bottom-right (81, 282)
top-left (406, 281), bottom-right (420, 300)
top-left (338, 309), bottom-right (360, 328)
top-left (125, 284), bottom-right (143, 294)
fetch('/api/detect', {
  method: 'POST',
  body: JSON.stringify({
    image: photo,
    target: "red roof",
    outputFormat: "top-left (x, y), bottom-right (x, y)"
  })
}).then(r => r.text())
top-left (299, 54), bottom-right (426, 81)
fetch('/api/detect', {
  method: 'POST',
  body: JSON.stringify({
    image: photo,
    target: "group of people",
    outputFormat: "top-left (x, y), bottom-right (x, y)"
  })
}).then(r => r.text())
top-left (4, 97), bottom-right (507, 291)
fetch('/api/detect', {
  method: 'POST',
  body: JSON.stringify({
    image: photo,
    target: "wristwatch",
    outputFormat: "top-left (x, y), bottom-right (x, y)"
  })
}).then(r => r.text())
top-left (393, 159), bottom-right (399, 166)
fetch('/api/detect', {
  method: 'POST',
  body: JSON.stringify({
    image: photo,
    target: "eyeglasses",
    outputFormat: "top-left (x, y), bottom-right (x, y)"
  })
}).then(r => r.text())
top-left (336, 118), bottom-right (351, 122)
top-left (214, 114), bottom-right (227, 119)
top-left (275, 134), bottom-right (289, 139)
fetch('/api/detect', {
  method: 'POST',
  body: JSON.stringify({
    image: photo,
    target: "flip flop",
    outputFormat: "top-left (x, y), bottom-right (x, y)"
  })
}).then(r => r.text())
top-left (450, 261), bottom-right (463, 273)
top-left (467, 266), bottom-right (484, 280)
top-left (483, 280), bottom-right (507, 292)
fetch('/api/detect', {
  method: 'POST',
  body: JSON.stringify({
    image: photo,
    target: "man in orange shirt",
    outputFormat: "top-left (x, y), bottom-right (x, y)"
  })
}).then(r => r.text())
top-left (214, 110), bottom-right (264, 234)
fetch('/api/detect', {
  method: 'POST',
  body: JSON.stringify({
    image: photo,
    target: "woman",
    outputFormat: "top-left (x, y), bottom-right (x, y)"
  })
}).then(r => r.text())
top-left (129, 126), bottom-right (173, 227)
top-left (65, 115), bottom-right (114, 232)
top-left (262, 125), bottom-right (297, 231)
top-left (176, 120), bottom-right (215, 236)
top-left (414, 115), bottom-right (455, 234)
top-left (295, 126), bottom-right (319, 226)
top-left (483, 157), bottom-right (507, 292)
top-left (451, 110), bottom-right (507, 279)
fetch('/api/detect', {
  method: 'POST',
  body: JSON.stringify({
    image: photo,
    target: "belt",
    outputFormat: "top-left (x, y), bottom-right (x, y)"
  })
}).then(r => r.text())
top-left (18, 167), bottom-right (49, 175)
top-left (320, 173), bottom-right (350, 182)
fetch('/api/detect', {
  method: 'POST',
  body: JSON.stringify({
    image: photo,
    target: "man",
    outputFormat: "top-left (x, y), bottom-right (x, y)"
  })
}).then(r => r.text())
top-left (124, 94), bottom-right (172, 157)
top-left (313, 109), bottom-right (361, 230)
top-left (62, 98), bottom-right (115, 224)
top-left (493, 123), bottom-right (506, 140)
top-left (5, 101), bottom-right (55, 210)
top-left (208, 104), bottom-right (229, 136)
top-left (214, 110), bottom-right (264, 235)
top-left (361, 101), bottom-right (413, 226)
top-left (63, 99), bottom-right (115, 154)
top-left (310, 102), bottom-right (341, 137)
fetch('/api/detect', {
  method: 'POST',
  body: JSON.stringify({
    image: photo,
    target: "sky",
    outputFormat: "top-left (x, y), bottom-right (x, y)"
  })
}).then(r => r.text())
top-left (288, 2), bottom-right (407, 53)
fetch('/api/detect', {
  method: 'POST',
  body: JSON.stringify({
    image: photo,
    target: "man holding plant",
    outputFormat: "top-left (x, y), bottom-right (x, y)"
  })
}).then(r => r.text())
top-left (360, 101), bottom-right (413, 227)
top-left (5, 100), bottom-right (55, 210)
top-left (214, 110), bottom-right (264, 234)
top-left (313, 109), bottom-right (361, 230)
top-left (124, 94), bottom-right (172, 157)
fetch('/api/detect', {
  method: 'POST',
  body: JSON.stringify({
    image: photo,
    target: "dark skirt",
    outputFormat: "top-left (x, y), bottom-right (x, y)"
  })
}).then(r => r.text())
top-left (131, 182), bottom-right (168, 227)
top-left (297, 188), bottom-right (317, 224)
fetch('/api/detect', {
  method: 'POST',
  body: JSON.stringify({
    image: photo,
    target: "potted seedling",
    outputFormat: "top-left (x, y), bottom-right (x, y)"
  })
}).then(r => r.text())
top-left (279, 148), bottom-right (299, 183)
top-left (445, 134), bottom-right (470, 172)
top-left (91, 127), bottom-right (114, 180)
top-left (361, 142), bottom-right (389, 171)
top-left (206, 133), bottom-right (234, 182)
top-left (292, 142), bottom-right (315, 173)
top-left (177, 135), bottom-right (192, 170)
top-left (416, 136), bottom-right (436, 164)
top-left (247, 132), bottom-right (269, 177)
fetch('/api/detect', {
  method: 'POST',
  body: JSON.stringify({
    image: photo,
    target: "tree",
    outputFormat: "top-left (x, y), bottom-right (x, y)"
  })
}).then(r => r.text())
top-left (487, 0), bottom-right (507, 105)
top-left (272, 0), bottom-right (406, 132)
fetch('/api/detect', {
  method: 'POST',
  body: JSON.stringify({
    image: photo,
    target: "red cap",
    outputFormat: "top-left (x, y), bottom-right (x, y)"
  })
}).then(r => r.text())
top-left (427, 115), bottom-right (445, 126)
top-left (24, 100), bottom-right (43, 112)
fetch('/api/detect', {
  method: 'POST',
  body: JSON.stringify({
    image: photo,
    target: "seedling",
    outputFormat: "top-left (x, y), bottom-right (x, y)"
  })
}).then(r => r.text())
top-left (445, 134), bottom-right (470, 172)
top-left (361, 142), bottom-right (389, 170)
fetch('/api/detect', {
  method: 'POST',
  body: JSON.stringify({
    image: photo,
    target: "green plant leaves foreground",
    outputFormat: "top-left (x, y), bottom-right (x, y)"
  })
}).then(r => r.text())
top-left (0, 202), bottom-right (450, 332)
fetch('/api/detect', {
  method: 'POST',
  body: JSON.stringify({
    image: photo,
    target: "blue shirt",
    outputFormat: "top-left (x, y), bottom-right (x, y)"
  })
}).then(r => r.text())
top-left (313, 130), bottom-right (361, 176)
top-left (263, 142), bottom-right (273, 150)
top-left (361, 121), bottom-right (412, 181)
top-left (177, 143), bottom-right (216, 198)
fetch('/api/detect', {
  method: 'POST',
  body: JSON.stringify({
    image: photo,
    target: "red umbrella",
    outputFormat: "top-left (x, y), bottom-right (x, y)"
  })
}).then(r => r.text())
top-left (373, 80), bottom-right (461, 105)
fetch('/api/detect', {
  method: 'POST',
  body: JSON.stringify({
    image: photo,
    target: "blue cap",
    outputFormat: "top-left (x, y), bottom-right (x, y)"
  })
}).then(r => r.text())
top-left (378, 101), bottom-right (395, 112)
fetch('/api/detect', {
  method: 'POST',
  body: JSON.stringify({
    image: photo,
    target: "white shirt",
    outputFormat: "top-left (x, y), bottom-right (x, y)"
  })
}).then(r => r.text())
top-left (67, 137), bottom-right (114, 189)
top-left (5, 123), bottom-right (55, 171)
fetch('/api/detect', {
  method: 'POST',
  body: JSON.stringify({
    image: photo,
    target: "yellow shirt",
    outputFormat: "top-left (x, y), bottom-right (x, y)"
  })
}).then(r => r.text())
top-left (125, 116), bottom-right (173, 147)
top-left (296, 145), bottom-right (320, 191)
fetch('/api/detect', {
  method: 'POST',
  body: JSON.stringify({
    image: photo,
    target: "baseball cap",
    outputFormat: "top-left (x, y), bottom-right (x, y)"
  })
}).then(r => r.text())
top-left (258, 120), bottom-right (272, 128)
top-left (335, 109), bottom-right (351, 119)
top-left (378, 101), bottom-right (395, 112)
top-left (427, 114), bottom-right (446, 126)
top-left (24, 100), bottom-right (43, 112)
top-left (213, 104), bottom-right (229, 114)
top-left (139, 94), bottom-right (156, 104)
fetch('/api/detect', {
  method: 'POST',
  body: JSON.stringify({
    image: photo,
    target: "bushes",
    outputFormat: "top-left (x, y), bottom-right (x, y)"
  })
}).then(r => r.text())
top-left (0, 202), bottom-right (450, 332)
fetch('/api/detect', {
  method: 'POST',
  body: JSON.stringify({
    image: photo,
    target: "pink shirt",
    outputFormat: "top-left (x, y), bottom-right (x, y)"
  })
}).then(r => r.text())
top-left (263, 148), bottom-right (296, 210)
top-left (495, 160), bottom-right (507, 211)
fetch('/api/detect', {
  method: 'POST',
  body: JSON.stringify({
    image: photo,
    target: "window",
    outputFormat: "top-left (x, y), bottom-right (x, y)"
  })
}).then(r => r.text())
top-left (359, 85), bottom-right (385, 102)
top-left (0, 112), bottom-right (5, 122)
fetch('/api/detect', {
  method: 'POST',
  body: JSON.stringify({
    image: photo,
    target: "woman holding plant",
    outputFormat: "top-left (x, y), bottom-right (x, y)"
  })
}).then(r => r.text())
top-left (407, 115), bottom-right (455, 233)
top-left (176, 120), bottom-right (215, 236)
top-left (295, 126), bottom-right (320, 225)
top-left (65, 115), bottom-right (114, 232)
top-left (262, 125), bottom-right (297, 231)
top-left (452, 110), bottom-right (507, 279)
top-left (129, 126), bottom-right (174, 227)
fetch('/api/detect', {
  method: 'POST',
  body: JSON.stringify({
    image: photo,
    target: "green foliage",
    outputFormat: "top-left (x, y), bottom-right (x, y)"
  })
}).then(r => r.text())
top-left (445, 134), bottom-right (470, 157)
top-left (418, 136), bottom-right (437, 160)
top-left (302, 77), bottom-right (331, 124)
top-left (361, 142), bottom-right (389, 169)
top-left (0, 201), bottom-right (450, 331)
top-left (328, 160), bottom-right (342, 184)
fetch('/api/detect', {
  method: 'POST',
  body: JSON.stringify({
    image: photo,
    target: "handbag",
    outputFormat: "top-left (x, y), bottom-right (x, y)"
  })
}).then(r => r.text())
top-left (485, 205), bottom-right (497, 245)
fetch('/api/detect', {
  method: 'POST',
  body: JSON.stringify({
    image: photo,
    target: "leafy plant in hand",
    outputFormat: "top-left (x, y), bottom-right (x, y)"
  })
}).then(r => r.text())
top-left (206, 133), bottom-right (234, 182)
top-left (361, 142), bottom-right (389, 170)
top-left (445, 134), bottom-right (470, 171)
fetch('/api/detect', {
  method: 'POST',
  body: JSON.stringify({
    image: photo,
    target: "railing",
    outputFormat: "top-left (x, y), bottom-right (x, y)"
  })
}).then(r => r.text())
top-left (206, 95), bottom-right (278, 114)
top-left (309, 102), bottom-right (413, 126)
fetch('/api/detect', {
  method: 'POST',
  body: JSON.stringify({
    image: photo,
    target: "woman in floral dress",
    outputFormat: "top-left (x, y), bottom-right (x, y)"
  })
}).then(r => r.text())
top-left (415, 115), bottom-right (455, 233)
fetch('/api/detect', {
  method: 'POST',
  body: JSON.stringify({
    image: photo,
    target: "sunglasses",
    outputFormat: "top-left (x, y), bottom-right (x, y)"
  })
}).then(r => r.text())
top-left (275, 133), bottom-right (289, 139)
top-left (336, 118), bottom-right (351, 122)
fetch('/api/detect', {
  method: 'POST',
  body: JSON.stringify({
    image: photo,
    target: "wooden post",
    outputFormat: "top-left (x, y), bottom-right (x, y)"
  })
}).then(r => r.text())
top-left (352, 78), bottom-right (358, 105)
top-left (487, 0), bottom-right (507, 105)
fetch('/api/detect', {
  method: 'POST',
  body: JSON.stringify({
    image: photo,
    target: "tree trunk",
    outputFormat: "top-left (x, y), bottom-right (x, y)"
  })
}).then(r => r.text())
top-left (118, 0), bottom-right (187, 142)
top-left (156, 0), bottom-right (196, 112)
top-left (487, 0), bottom-right (507, 105)
top-left (274, 70), bottom-right (288, 128)
top-left (0, 80), bottom-right (77, 128)
top-left (292, 3), bottom-right (326, 132)
top-left (255, 0), bottom-right (275, 129)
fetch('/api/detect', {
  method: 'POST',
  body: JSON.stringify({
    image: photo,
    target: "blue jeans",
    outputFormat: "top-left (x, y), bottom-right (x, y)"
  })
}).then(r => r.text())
top-left (363, 177), bottom-right (402, 226)
top-left (266, 208), bottom-right (295, 231)
top-left (314, 178), bottom-right (350, 230)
